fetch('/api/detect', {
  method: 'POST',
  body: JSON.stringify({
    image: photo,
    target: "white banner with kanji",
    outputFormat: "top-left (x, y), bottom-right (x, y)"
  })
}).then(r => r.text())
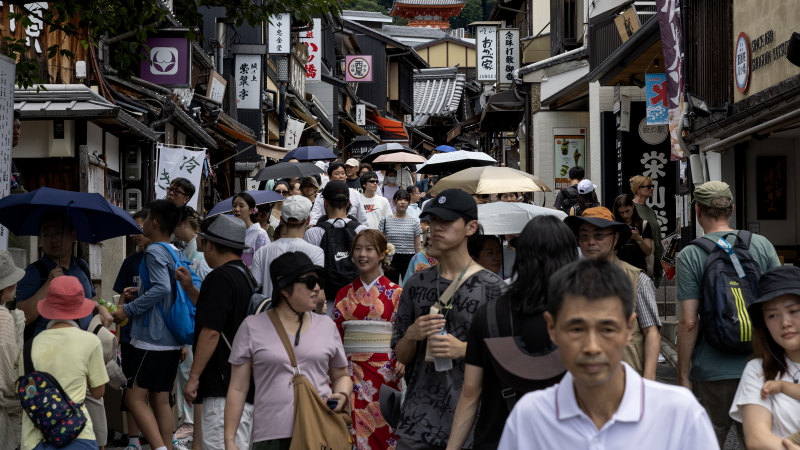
top-left (285, 117), bottom-right (306, 150)
top-left (299, 18), bottom-right (321, 81)
top-left (268, 13), bottom-right (291, 54)
top-left (155, 145), bottom-right (206, 208)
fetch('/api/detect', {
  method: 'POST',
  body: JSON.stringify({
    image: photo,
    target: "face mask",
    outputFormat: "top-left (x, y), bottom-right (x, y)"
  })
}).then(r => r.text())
top-left (386, 176), bottom-right (397, 184)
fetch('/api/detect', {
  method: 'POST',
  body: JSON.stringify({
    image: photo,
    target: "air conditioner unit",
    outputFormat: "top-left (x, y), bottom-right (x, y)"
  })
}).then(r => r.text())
top-left (125, 146), bottom-right (141, 181)
top-left (125, 189), bottom-right (142, 213)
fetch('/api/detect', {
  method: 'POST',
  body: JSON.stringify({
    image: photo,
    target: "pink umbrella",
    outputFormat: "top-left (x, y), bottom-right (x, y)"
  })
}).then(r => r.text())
top-left (372, 152), bottom-right (427, 164)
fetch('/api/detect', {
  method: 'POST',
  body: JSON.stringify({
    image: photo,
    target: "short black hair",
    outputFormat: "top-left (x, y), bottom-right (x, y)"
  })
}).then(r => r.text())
top-left (132, 208), bottom-right (149, 221)
top-left (170, 177), bottom-right (196, 198)
top-left (13, 110), bottom-right (20, 120)
top-left (467, 234), bottom-right (500, 259)
top-left (147, 199), bottom-right (180, 235)
top-left (406, 185), bottom-right (419, 194)
top-left (200, 215), bottom-right (243, 256)
top-left (360, 171), bottom-right (378, 188)
top-left (568, 166), bottom-right (585, 180)
top-left (328, 162), bottom-right (345, 176)
top-left (393, 188), bottom-right (410, 203)
top-left (547, 258), bottom-right (633, 321)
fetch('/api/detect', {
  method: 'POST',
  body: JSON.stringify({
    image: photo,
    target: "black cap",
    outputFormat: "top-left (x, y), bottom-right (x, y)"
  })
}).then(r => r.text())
top-left (322, 180), bottom-right (349, 202)
top-left (420, 189), bottom-right (478, 221)
top-left (748, 266), bottom-right (800, 316)
top-left (269, 252), bottom-right (323, 301)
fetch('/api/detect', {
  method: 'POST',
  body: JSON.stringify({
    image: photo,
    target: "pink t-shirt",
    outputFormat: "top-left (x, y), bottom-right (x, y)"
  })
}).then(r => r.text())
top-left (229, 312), bottom-right (348, 442)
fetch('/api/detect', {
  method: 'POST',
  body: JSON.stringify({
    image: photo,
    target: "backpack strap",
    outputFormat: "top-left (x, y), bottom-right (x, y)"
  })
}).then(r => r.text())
top-left (690, 236), bottom-right (718, 254)
top-left (438, 263), bottom-right (484, 306)
top-left (23, 338), bottom-right (35, 374)
top-left (230, 263), bottom-right (258, 293)
top-left (734, 230), bottom-right (753, 249)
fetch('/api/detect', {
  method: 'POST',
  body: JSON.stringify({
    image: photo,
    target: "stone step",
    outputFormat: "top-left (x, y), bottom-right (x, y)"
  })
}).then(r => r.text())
top-left (660, 315), bottom-right (678, 346)
top-left (657, 301), bottom-right (676, 316)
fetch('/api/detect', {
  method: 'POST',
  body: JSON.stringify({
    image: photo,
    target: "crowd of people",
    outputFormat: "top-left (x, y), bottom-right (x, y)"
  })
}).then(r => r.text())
top-left (0, 157), bottom-right (798, 450)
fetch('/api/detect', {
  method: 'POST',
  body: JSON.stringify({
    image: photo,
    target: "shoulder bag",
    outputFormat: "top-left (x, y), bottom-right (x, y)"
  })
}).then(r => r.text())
top-left (266, 309), bottom-right (352, 450)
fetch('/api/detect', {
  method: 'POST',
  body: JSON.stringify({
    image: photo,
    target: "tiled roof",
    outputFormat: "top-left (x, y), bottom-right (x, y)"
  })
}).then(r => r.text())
top-left (342, 10), bottom-right (393, 20)
top-left (393, 0), bottom-right (465, 5)
top-left (382, 24), bottom-right (448, 39)
top-left (412, 67), bottom-right (465, 126)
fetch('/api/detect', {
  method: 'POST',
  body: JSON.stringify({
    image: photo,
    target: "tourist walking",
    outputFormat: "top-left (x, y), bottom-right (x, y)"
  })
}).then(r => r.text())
top-left (0, 250), bottom-right (25, 450)
top-left (333, 230), bottom-right (403, 450)
top-left (630, 175), bottom-right (664, 283)
top-left (359, 171), bottom-right (392, 230)
top-left (231, 192), bottom-right (269, 268)
top-left (224, 252), bottom-right (352, 450)
top-left (378, 189), bottom-right (422, 276)
top-left (447, 216), bottom-right (575, 450)
top-left (612, 194), bottom-right (653, 273)
top-left (568, 179), bottom-right (600, 217)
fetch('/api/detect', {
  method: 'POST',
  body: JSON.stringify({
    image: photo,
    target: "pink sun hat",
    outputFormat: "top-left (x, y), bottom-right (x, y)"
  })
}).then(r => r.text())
top-left (37, 276), bottom-right (95, 320)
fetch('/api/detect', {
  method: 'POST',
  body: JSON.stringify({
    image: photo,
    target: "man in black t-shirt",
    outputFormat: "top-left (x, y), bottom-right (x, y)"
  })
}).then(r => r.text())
top-left (177, 215), bottom-right (256, 450)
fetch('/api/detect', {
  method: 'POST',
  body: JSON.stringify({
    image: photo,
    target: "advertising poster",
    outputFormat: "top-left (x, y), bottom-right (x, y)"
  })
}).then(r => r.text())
top-left (645, 73), bottom-right (668, 125)
top-left (553, 128), bottom-right (586, 190)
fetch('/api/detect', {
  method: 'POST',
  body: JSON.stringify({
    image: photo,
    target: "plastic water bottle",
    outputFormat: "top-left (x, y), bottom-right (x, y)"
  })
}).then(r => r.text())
top-left (433, 328), bottom-right (453, 372)
top-left (99, 299), bottom-right (128, 326)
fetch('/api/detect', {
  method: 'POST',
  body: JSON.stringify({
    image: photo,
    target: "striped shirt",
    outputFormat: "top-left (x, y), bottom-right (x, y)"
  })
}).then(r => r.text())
top-left (635, 272), bottom-right (661, 329)
top-left (379, 215), bottom-right (422, 255)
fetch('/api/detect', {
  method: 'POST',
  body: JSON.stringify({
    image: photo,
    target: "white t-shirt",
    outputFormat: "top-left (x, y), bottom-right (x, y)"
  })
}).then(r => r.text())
top-left (360, 194), bottom-right (392, 229)
top-left (730, 358), bottom-right (800, 438)
top-left (250, 237), bottom-right (325, 299)
top-left (309, 189), bottom-right (367, 225)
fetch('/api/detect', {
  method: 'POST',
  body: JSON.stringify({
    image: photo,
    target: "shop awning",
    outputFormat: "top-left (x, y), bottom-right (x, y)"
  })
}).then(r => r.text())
top-left (257, 142), bottom-right (290, 159)
top-left (586, 17), bottom-right (661, 87)
top-left (368, 113), bottom-right (409, 141)
top-left (480, 90), bottom-right (525, 132)
top-left (342, 118), bottom-right (381, 143)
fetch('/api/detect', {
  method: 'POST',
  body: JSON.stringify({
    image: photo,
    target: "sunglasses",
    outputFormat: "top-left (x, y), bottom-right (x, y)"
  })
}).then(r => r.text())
top-left (295, 275), bottom-right (324, 290)
top-left (365, 179), bottom-right (378, 184)
top-left (275, 189), bottom-right (289, 195)
top-left (640, 185), bottom-right (655, 189)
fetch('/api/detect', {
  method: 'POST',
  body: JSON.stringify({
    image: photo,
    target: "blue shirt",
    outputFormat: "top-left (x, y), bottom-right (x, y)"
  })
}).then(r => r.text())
top-left (16, 255), bottom-right (96, 335)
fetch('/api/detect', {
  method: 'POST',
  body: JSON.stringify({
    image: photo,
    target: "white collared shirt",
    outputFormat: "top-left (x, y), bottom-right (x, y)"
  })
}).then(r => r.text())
top-left (498, 362), bottom-right (717, 450)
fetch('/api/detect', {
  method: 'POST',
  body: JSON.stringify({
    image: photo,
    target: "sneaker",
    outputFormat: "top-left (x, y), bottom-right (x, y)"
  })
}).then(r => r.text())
top-left (125, 445), bottom-right (141, 450)
top-left (173, 439), bottom-right (191, 450)
top-left (175, 423), bottom-right (194, 441)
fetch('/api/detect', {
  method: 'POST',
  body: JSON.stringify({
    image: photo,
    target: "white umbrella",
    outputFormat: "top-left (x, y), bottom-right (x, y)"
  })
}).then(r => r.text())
top-left (416, 150), bottom-right (496, 175)
top-left (477, 202), bottom-right (567, 235)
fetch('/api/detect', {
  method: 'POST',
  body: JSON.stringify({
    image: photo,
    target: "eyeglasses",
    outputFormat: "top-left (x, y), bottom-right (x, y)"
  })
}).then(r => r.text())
top-left (274, 189), bottom-right (289, 196)
top-left (578, 232), bottom-right (615, 243)
top-left (365, 179), bottom-right (378, 184)
top-left (167, 187), bottom-right (189, 196)
top-left (639, 185), bottom-right (655, 189)
top-left (295, 275), bottom-right (324, 290)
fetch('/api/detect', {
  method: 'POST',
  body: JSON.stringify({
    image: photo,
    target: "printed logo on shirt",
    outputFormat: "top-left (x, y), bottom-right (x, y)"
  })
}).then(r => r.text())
top-left (334, 251), bottom-right (350, 262)
top-left (364, 204), bottom-right (376, 213)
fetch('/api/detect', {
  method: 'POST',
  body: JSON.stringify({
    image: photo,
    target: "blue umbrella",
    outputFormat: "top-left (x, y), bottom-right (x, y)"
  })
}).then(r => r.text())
top-left (434, 145), bottom-right (457, 153)
top-left (281, 146), bottom-right (337, 162)
top-left (0, 187), bottom-right (142, 243)
top-left (207, 190), bottom-right (284, 217)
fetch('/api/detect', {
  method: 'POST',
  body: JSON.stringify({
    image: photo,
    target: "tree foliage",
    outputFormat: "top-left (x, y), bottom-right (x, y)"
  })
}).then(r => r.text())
top-left (2, 0), bottom-right (343, 87)
top-left (449, 0), bottom-right (494, 33)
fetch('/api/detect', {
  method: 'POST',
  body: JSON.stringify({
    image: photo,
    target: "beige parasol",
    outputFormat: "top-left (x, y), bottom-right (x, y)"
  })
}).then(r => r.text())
top-left (429, 166), bottom-right (551, 195)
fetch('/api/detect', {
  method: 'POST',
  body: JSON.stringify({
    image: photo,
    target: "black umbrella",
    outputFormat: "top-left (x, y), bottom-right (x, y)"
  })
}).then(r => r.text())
top-left (360, 143), bottom-right (417, 164)
top-left (253, 162), bottom-right (324, 181)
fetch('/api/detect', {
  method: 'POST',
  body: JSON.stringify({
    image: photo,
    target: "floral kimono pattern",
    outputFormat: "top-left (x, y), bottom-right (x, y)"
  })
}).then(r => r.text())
top-left (334, 276), bottom-right (402, 450)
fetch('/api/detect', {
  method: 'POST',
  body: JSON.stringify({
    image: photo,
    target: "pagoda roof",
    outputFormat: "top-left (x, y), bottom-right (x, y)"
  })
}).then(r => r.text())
top-left (393, 0), bottom-right (464, 5)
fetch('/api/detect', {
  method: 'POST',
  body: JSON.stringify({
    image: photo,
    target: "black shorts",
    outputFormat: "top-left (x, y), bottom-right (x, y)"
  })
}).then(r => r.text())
top-left (126, 345), bottom-right (181, 392)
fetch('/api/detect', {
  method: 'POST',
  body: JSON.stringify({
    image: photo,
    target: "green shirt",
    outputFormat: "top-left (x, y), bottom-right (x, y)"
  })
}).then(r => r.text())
top-left (676, 230), bottom-right (780, 381)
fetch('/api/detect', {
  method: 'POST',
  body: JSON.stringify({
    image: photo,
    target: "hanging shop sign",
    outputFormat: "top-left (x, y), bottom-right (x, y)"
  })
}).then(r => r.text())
top-left (345, 55), bottom-right (372, 82)
top-left (499, 28), bottom-right (519, 84)
top-left (655, 0), bottom-right (685, 161)
top-left (477, 25), bottom-right (497, 82)
top-left (155, 145), bottom-right (207, 208)
top-left (355, 104), bottom-right (366, 126)
top-left (235, 54), bottom-right (261, 110)
top-left (299, 18), bottom-right (321, 81)
top-left (645, 73), bottom-right (668, 125)
top-left (285, 117), bottom-right (306, 150)
top-left (0, 55), bottom-right (14, 249)
top-left (206, 70), bottom-right (227, 103)
top-left (735, 32), bottom-right (751, 93)
top-left (268, 13), bottom-right (291, 54)
top-left (140, 37), bottom-right (191, 86)
top-left (553, 128), bottom-right (586, 190)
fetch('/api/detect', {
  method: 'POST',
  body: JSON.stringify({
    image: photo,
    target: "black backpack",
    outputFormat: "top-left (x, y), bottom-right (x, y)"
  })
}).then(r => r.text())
top-left (690, 231), bottom-right (761, 354)
top-left (317, 218), bottom-right (360, 300)
top-left (230, 264), bottom-right (271, 315)
top-left (556, 186), bottom-right (578, 214)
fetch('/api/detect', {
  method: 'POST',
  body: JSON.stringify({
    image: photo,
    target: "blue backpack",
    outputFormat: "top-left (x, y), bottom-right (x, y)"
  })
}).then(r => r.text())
top-left (140, 242), bottom-right (201, 345)
top-left (17, 339), bottom-right (87, 447)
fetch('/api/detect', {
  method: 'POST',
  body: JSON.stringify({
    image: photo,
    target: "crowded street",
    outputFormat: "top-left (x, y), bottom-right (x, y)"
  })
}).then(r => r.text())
top-left (1, 1), bottom-right (800, 450)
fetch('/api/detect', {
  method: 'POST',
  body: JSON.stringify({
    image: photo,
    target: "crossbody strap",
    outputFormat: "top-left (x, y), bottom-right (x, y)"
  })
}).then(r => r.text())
top-left (438, 263), bottom-right (484, 306)
top-left (23, 338), bottom-right (35, 374)
top-left (267, 309), bottom-right (298, 368)
top-left (220, 264), bottom-right (258, 351)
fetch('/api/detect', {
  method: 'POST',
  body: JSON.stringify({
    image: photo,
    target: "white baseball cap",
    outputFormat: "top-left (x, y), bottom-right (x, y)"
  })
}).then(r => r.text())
top-left (345, 158), bottom-right (360, 167)
top-left (281, 195), bottom-right (313, 223)
top-left (577, 179), bottom-right (597, 195)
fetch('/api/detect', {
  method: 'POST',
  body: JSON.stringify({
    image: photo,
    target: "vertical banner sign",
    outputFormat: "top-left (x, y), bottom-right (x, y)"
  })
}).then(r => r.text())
top-left (645, 73), bottom-right (669, 125)
top-left (0, 55), bottom-right (14, 250)
top-left (345, 55), bottom-right (373, 82)
top-left (235, 54), bottom-right (261, 110)
top-left (284, 117), bottom-right (306, 150)
top-left (553, 128), bottom-right (586, 190)
top-left (477, 26), bottom-right (497, 81)
top-left (499, 29), bottom-right (519, 84)
top-left (355, 104), bottom-right (366, 126)
top-left (656, 0), bottom-right (685, 160)
top-left (155, 145), bottom-right (207, 208)
top-left (269, 13), bottom-right (291, 54)
top-left (299, 18), bottom-right (321, 81)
